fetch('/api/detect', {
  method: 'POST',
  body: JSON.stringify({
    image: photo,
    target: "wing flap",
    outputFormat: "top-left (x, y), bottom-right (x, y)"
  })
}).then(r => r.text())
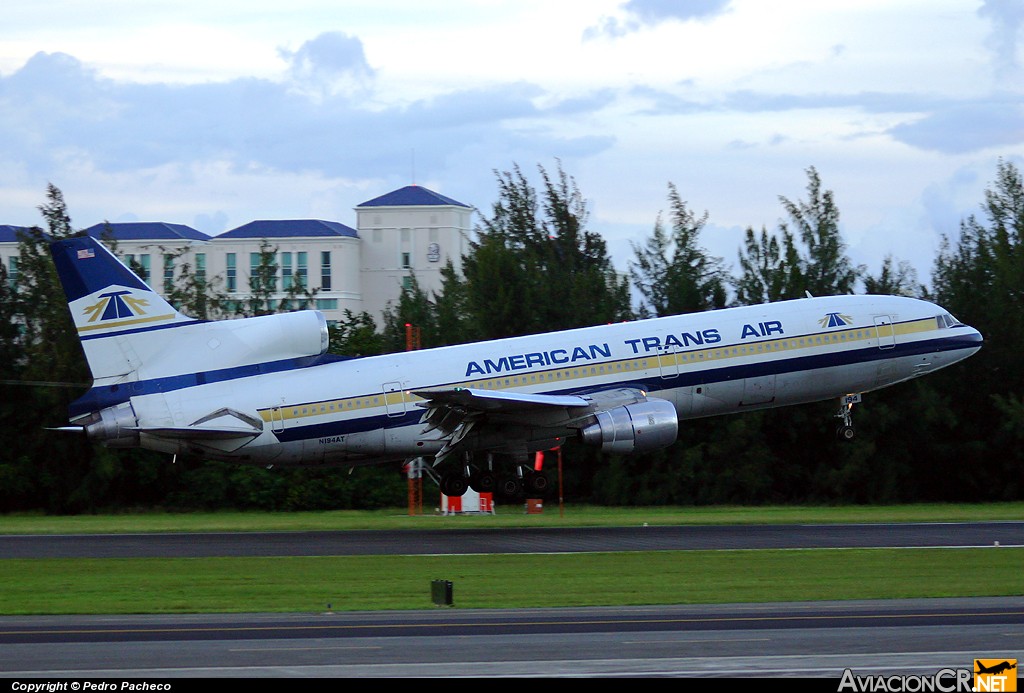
top-left (412, 387), bottom-right (591, 412)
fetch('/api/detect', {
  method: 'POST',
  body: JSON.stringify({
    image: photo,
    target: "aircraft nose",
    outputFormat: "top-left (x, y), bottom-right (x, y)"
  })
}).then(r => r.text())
top-left (965, 326), bottom-right (984, 354)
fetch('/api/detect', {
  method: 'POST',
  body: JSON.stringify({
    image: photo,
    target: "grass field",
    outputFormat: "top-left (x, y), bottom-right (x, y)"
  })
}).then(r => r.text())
top-left (1, 503), bottom-right (1021, 615)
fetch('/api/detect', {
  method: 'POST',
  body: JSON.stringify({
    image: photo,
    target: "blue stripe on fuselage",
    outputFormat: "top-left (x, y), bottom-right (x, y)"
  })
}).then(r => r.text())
top-left (68, 351), bottom-right (356, 419)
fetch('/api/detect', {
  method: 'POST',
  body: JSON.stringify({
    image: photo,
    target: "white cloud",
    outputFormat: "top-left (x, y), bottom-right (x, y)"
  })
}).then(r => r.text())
top-left (0, 0), bottom-right (1021, 297)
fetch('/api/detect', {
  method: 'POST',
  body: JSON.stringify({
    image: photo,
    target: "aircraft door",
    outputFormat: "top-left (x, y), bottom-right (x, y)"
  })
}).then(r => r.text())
top-left (741, 374), bottom-right (776, 406)
top-left (874, 315), bottom-right (896, 350)
top-left (658, 344), bottom-right (679, 379)
top-left (383, 381), bottom-right (407, 418)
top-left (270, 404), bottom-right (285, 433)
top-left (691, 385), bottom-right (708, 416)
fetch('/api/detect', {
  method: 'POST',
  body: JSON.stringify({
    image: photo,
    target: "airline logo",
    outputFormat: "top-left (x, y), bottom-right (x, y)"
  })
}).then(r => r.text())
top-left (84, 290), bottom-right (151, 323)
top-left (75, 286), bottom-right (174, 333)
top-left (975, 659), bottom-right (1017, 692)
top-left (820, 312), bottom-right (853, 328)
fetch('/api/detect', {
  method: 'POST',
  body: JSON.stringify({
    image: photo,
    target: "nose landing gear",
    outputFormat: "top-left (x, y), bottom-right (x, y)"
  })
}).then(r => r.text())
top-left (835, 393), bottom-right (861, 441)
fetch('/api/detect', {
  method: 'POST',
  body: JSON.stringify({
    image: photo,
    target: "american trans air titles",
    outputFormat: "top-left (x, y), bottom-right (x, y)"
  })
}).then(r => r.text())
top-left (464, 321), bottom-right (785, 377)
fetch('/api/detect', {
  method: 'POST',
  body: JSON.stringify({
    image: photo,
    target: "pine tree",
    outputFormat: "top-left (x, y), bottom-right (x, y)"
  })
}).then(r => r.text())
top-left (462, 161), bottom-right (630, 339)
top-left (629, 182), bottom-right (728, 317)
top-left (733, 225), bottom-right (804, 305)
top-left (778, 166), bottom-right (862, 296)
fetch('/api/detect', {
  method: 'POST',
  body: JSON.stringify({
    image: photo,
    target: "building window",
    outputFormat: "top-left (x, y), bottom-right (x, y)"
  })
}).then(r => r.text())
top-left (402, 276), bottom-right (412, 290)
top-left (320, 251), bottom-right (331, 290)
top-left (125, 254), bottom-right (150, 282)
top-left (250, 252), bottom-right (278, 292)
top-left (401, 252), bottom-right (411, 269)
top-left (297, 252), bottom-right (307, 288)
top-left (163, 255), bottom-right (174, 292)
top-left (7, 256), bottom-right (17, 288)
top-left (195, 253), bottom-right (206, 282)
top-left (281, 252), bottom-right (293, 290)
top-left (226, 253), bottom-right (236, 292)
top-left (316, 298), bottom-right (338, 310)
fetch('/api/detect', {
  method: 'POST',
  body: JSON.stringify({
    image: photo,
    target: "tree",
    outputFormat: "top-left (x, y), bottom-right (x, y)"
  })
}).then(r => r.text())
top-left (733, 225), bottom-right (804, 305)
top-left (862, 255), bottom-right (920, 297)
top-left (928, 158), bottom-right (1024, 499)
top-left (329, 310), bottom-right (384, 357)
top-left (462, 161), bottom-right (631, 339)
top-left (778, 166), bottom-right (862, 296)
top-left (242, 240), bottom-right (280, 316)
top-left (156, 246), bottom-right (228, 320)
top-left (380, 273), bottom-right (440, 351)
top-left (630, 183), bottom-right (728, 317)
top-left (3, 185), bottom-right (103, 512)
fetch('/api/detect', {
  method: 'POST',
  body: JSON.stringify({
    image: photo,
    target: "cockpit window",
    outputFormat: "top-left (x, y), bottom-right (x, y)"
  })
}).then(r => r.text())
top-left (936, 313), bottom-right (963, 328)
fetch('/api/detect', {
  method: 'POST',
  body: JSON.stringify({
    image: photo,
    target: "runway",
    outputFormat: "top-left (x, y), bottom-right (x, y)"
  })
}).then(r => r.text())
top-left (1, 522), bottom-right (1022, 679)
top-left (2, 520), bottom-right (1022, 558)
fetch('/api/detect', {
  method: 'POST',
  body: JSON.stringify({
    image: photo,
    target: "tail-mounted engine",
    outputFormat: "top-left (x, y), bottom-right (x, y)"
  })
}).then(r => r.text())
top-left (579, 399), bottom-right (678, 454)
top-left (80, 404), bottom-right (141, 449)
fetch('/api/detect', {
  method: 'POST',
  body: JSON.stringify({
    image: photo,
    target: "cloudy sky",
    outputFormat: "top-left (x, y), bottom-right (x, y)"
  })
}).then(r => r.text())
top-left (2, 0), bottom-right (1022, 293)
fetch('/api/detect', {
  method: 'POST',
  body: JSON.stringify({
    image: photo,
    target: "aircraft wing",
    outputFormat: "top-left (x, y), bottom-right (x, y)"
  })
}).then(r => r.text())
top-left (412, 386), bottom-right (655, 463)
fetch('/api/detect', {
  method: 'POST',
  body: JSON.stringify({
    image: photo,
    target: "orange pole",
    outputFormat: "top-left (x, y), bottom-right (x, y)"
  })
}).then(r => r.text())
top-left (558, 447), bottom-right (564, 517)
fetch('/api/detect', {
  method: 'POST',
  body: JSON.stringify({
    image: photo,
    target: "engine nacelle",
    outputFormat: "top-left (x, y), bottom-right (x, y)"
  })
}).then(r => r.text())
top-left (578, 399), bottom-right (678, 454)
top-left (136, 309), bottom-right (330, 381)
top-left (84, 403), bottom-right (140, 448)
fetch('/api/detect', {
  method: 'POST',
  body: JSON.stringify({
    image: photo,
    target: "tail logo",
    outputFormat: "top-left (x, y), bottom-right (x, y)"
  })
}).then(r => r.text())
top-left (819, 312), bottom-right (853, 328)
top-left (75, 287), bottom-right (175, 333)
top-left (84, 290), bottom-right (151, 323)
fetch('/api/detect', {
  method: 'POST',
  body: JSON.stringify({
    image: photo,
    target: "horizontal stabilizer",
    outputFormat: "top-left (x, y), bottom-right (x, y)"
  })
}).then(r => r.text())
top-left (129, 425), bottom-right (262, 441)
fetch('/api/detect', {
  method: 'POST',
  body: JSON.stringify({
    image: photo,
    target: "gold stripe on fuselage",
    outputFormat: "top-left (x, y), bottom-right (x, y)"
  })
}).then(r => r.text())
top-left (258, 317), bottom-right (940, 424)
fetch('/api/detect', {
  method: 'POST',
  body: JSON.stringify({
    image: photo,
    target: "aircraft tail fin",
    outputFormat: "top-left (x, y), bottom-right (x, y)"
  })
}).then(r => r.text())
top-left (49, 235), bottom-right (198, 384)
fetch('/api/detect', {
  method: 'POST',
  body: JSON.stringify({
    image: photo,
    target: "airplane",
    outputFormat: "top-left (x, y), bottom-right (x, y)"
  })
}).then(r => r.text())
top-left (48, 234), bottom-right (983, 498)
top-left (976, 661), bottom-right (1017, 676)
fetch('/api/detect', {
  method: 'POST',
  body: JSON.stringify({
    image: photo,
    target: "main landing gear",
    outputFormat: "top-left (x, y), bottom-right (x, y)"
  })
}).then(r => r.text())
top-left (437, 454), bottom-right (549, 499)
top-left (835, 393), bottom-right (861, 441)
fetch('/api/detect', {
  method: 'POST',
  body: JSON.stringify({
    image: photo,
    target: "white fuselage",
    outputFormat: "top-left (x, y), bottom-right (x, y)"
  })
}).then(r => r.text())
top-left (128, 294), bottom-right (981, 466)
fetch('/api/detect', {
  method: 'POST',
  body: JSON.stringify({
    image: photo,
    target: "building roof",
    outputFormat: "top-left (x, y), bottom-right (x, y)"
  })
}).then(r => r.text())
top-left (0, 225), bottom-right (34, 243)
top-left (82, 222), bottom-right (210, 242)
top-left (218, 219), bottom-right (358, 239)
top-left (357, 184), bottom-right (471, 209)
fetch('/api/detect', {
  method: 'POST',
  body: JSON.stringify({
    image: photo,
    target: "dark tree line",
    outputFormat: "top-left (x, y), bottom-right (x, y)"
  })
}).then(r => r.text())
top-left (2, 160), bottom-right (1020, 513)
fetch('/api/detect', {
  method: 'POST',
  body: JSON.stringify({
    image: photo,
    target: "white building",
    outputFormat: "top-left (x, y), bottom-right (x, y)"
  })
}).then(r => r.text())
top-left (0, 185), bottom-right (474, 327)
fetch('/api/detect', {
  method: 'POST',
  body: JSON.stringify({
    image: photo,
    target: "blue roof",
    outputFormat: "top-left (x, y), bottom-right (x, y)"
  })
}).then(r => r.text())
top-left (218, 219), bottom-right (358, 239)
top-left (82, 222), bottom-right (210, 242)
top-left (357, 185), bottom-right (471, 209)
top-left (0, 225), bottom-right (34, 243)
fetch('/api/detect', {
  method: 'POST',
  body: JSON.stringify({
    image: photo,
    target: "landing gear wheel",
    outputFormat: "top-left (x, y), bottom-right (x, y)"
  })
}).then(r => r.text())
top-left (469, 470), bottom-right (497, 494)
top-left (836, 424), bottom-right (855, 442)
top-left (499, 476), bottom-right (522, 498)
top-left (441, 473), bottom-right (469, 497)
top-left (525, 471), bottom-right (549, 495)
